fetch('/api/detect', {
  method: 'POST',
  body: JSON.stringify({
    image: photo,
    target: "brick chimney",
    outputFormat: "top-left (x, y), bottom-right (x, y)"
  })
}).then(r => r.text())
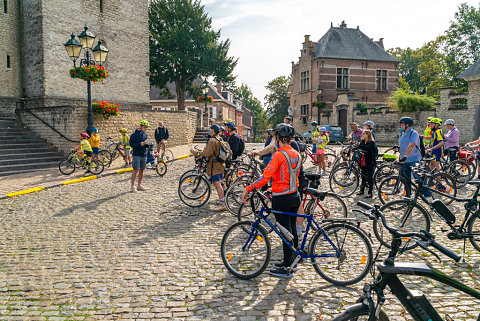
top-left (340, 20), bottom-right (347, 28)
top-left (304, 35), bottom-right (310, 42)
top-left (216, 81), bottom-right (222, 94)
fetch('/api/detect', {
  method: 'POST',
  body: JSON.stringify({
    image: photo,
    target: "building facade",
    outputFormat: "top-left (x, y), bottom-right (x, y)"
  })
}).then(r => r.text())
top-left (290, 22), bottom-right (399, 135)
top-left (0, 0), bottom-right (150, 118)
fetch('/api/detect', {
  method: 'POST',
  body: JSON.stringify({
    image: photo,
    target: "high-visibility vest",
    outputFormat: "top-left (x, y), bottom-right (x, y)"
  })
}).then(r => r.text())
top-left (121, 135), bottom-right (131, 148)
top-left (81, 139), bottom-right (92, 152)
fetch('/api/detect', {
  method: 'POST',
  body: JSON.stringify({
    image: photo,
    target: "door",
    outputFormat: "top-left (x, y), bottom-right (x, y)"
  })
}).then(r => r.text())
top-left (338, 109), bottom-right (347, 137)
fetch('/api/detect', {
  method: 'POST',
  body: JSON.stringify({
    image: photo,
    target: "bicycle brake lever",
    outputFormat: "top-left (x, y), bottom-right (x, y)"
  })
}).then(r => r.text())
top-left (416, 240), bottom-right (441, 261)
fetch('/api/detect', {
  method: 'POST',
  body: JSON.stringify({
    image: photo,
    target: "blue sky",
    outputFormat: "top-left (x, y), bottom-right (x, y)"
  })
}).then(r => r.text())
top-left (202, 0), bottom-right (478, 105)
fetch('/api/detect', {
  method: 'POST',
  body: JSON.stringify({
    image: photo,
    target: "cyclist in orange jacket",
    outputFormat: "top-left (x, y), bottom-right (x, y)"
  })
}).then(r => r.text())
top-left (241, 123), bottom-right (301, 278)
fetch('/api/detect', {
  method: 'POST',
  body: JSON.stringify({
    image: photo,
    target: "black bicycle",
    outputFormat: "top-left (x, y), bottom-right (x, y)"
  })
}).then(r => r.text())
top-left (332, 201), bottom-right (478, 321)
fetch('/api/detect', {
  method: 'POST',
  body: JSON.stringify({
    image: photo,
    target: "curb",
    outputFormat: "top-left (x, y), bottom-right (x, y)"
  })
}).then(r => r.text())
top-left (0, 154), bottom-right (191, 199)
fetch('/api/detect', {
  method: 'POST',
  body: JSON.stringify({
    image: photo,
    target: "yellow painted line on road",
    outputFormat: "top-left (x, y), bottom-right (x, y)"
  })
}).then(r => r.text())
top-left (62, 176), bottom-right (97, 185)
top-left (116, 168), bottom-right (133, 173)
top-left (6, 186), bottom-right (45, 198)
top-left (176, 155), bottom-right (192, 160)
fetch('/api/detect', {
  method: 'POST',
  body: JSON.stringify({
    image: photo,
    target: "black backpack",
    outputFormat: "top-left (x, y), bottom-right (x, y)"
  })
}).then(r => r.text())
top-left (236, 136), bottom-right (245, 157)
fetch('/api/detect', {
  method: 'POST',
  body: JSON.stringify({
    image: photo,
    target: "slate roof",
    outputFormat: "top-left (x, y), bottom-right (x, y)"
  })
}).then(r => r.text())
top-left (458, 60), bottom-right (480, 79)
top-left (313, 26), bottom-right (398, 62)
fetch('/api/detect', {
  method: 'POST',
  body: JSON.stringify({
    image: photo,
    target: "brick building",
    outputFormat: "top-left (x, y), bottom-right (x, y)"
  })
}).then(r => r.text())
top-left (290, 22), bottom-right (399, 135)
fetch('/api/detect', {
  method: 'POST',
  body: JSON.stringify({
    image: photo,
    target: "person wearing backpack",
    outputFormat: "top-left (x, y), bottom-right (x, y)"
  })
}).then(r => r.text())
top-left (225, 122), bottom-right (243, 160)
top-left (190, 124), bottom-right (227, 212)
top-left (397, 117), bottom-right (432, 200)
top-left (348, 123), bottom-right (363, 144)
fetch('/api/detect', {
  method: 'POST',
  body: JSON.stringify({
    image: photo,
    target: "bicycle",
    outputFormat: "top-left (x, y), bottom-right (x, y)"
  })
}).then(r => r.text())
top-left (155, 145), bottom-right (174, 163)
top-left (58, 151), bottom-right (105, 175)
top-left (374, 170), bottom-right (480, 254)
top-left (332, 201), bottom-right (476, 321)
top-left (221, 189), bottom-right (373, 285)
top-left (437, 147), bottom-right (472, 188)
top-left (459, 145), bottom-right (479, 181)
top-left (104, 136), bottom-right (127, 166)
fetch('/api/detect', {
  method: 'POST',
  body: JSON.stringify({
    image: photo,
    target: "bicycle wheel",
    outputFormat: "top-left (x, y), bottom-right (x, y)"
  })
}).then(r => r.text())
top-left (324, 153), bottom-right (337, 173)
top-left (377, 175), bottom-right (412, 205)
top-left (467, 214), bottom-right (480, 252)
top-left (178, 174), bottom-right (210, 207)
top-left (225, 176), bottom-right (251, 215)
top-left (237, 202), bottom-right (276, 233)
top-left (446, 159), bottom-right (471, 188)
top-left (374, 162), bottom-right (398, 190)
top-left (179, 169), bottom-right (200, 183)
top-left (221, 221), bottom-right (271, 280)
top-left (373, 200), bottom-right (430, 250)
top-left (329, 164), bottom-right (360, 197)
top-left (305, 193), bottom-right (348, 221)
top-left (59, 159), bottom-right (76, 175)
top-left (332, 306), bottom-right (389, 321)
top-left (98, 150), bottom-right (113, 166)
top-left (309, 222), bottom-right (373, 286)
top-left (156, 160), bottom-right (167, 176)
top-left (88, 159), bottom-right (104, 175)
top-left (429, 172), bottom-right (457, 205)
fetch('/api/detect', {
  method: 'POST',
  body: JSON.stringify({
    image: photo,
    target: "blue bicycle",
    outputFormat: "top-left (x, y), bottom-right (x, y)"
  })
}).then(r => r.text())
top-left (220, 189), bottom-right (373, 285)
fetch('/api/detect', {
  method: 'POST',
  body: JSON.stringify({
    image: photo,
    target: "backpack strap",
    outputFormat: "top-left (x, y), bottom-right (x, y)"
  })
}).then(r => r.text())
top-left (273, 150), bottom-right (301, 196)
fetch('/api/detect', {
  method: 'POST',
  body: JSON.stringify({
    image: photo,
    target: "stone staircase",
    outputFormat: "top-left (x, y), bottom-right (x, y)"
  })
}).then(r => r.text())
top-left (0, 118), bottom-right (64, 176)
top-left (192, 128), bottom-right (209, 144)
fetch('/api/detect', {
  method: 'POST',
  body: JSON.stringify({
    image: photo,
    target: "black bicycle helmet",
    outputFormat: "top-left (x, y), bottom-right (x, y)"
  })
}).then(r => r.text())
top-left (273, 123), bottom-right (295, 138)
top-left (399, 117), bottom-right (414, 126)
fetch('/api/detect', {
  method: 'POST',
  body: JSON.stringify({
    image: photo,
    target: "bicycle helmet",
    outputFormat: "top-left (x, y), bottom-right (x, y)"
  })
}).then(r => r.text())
top-left (80, 132), bottom-right (90, 138)
top-left (139, 120), bottom-right (150, 127)
top-left (311, 121), bottom-right (318, 126)
top-left (91, 127), bottom-right (98, 133)
top-left (365, 120), bottom-right (374, 128)
top-left (226, 121), bottom-right (236, 128)
top-left (210, 124), bottom-right (221, 134)
top-left (427, 117), bottom-right (434, 122)
top-left (266, 129), bottom-right (273, 135)
top-left (273, 123), bottom-right (295, 138)
top-left (399, 117), bottom-right (414, 126)
top-left (119, 128), bottom-right (127, 133)
top-left (319, 127), bottom-right (327, 132)
top-left (432, 118), bottom-right (442, 125)
top-left (284, 115), bottom-right (292, 121)
top-left (445, 119), bottom-right (455, 125)
top-left (220, 125), bottom-right (225, 132)
top-left (224, 118), bottom-right (232, 123)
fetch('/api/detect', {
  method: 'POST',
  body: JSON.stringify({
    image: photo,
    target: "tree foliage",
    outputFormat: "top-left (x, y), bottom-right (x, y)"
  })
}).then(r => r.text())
top-left (230, 84), bottom-right (268, 141)
top-left (264, 76), bottom-right (290, 126)
top-left (149, 0), bottom-right (237, 110)
top-left (387, 89), bottom-right (436, 112)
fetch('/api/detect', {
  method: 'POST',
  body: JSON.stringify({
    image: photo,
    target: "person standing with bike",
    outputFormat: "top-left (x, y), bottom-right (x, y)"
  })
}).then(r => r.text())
top-left (397, 117), bottom-right (432, 200)
top-left (88, 128), bottom-right (100, 161)
top-left (241, 123), bottom-right (301, 278)
top-left (154, 121), bottom-right (169, 158)
top-left (261, 129), bottom-right (273, 168)
top-left (130, 120), bottom-right (150, 193)
top-left (190, 124), bottom-right (227, 212)
top-left (425, 118), bottom-right (444, 181)
top-left (226, 122), bottom-right (242, 160)
top-left (355, 130), bottom-right (375, 198)
top-left (119, 128), bottom-right (132, 166)
top-left (444, 119), bottom-right (459, 162)
top-left (315, 127), bottom-right (329, 175)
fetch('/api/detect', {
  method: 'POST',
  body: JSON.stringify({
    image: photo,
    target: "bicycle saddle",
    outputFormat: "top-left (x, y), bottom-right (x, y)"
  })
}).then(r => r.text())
top-left (304, 188), bottom-right (327, 200)
top-left (305, 173), bottom-right (322, 181)
top-left (445, 148), bottom-right (458, 154)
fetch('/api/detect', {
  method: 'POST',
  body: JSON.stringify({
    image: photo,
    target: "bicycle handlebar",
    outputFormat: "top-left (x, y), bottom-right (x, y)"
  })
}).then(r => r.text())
top-left (356, 201), bottom-right (460, 262)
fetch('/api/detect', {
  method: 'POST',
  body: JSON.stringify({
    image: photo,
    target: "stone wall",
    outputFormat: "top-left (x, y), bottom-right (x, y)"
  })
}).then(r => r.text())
top-left (17, 104), bottom-right (197, 154)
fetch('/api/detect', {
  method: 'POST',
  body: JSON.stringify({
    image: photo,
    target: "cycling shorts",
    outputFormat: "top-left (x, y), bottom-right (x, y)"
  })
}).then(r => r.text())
top-left (430, 149), bottom-right (442, 161)
top-left (84, 150), bottom-right (92, 157)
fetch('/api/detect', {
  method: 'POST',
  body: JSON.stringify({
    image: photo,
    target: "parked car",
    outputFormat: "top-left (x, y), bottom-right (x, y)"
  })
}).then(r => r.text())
top-left (303, 125), bottom-right (344, 143)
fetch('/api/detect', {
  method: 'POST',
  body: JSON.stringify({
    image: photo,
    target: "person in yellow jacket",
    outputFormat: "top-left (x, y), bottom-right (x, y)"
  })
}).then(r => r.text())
top-left (73, 132), bottom-right (93, 162)
top-left (88, 128), bottom-right (100, 161)
top-left (315, 127), bottom-right (329, 175)
top-left (119, 128), bottom-right (132, 166)
top-left (421, 117), bottom-right (434, 146)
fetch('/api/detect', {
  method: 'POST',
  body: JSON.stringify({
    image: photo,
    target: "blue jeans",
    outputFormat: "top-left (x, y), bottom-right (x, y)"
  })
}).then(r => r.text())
top-left (400, 162), bottom-right (431, 198)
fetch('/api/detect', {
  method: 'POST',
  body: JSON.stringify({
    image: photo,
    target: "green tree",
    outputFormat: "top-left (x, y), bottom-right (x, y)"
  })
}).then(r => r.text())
top-left (230, 84), bottom-right (268, 141)
top-left (388, 47), bottom-right (422, 91)
top-left (264, 76), bottom-right (290, 126)
top-left (149, 0), bottom-right (237, 110)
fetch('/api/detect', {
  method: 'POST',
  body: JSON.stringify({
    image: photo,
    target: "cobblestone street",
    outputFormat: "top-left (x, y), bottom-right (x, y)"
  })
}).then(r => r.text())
top-left (1, 145), bottom-right (479, 320)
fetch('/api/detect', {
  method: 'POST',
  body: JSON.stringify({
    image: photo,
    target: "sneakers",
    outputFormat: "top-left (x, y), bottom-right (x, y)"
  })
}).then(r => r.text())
top-left (137, 185), bottom-right (147, 191)
top-left (322, 171), bottom-right (327, 176)
top-left (211, 204), bottom-right (227, 212)
top-left (274, 263), bottom-right (298, 272)
top-left (131, 185), bottom-right (137, 193)
top-left (269, 266), bottom-right (294, 278)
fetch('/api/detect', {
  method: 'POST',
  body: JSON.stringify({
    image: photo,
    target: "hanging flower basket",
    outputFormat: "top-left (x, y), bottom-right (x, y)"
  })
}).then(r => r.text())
top-left (70, 65), bottom-right (109, 84)
top-left (197, 95), bottom-right (214, 103)
top-left (312, 101), bottom-right (326, 108)
top-left (92, 100), bottom-right (119, 119)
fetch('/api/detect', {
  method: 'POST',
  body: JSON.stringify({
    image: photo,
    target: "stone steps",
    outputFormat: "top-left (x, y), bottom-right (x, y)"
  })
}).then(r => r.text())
top-left (0, 119), bottom-right (64, 175)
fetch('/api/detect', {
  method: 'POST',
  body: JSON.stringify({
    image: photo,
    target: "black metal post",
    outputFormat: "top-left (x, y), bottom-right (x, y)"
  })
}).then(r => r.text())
top-left (86, 50), bottom-right (94, 132)
top-left (204, 93), bottom-right (208, 123)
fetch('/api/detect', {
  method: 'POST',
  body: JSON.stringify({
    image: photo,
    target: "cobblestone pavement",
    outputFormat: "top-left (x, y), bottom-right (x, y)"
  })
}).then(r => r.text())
top-left (0, 144), bottom-right (479, 320)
